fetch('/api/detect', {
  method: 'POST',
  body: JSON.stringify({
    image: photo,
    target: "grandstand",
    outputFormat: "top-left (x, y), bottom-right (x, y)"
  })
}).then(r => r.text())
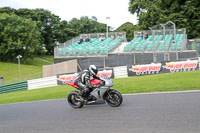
top-left (58, 37), bottom-right (120, 56)
top-left (55, 32), bottom-right (126, 57)
top-left (124, 29), bottom-right (186, 52)
top-left (54, 22), bottom-right (197, 70)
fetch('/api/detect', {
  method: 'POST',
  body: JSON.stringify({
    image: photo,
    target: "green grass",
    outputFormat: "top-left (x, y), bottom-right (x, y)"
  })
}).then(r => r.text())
top-left (0, 56), bottom-right (53, 84)
top-left (25, 57), bottom-right (52, 67)
top-left (0, 62), bottom-right (42, 81)
top-left (114, 71), bottom-right (200, 94)
top-left (0, 85), bottom-right (74, 104)
top-left (38, 55), bottom-right (54, 62)
top-left (0, 71), bottom-right (200, 104)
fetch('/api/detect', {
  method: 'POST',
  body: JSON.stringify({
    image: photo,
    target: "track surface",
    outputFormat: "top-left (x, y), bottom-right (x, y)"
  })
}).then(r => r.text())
top-left (1, 91), bottom-right (200, 133)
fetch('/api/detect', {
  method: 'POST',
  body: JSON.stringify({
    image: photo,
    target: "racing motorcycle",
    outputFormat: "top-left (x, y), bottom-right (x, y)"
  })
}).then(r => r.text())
top-left (65, 76), bottom-right (123, 108)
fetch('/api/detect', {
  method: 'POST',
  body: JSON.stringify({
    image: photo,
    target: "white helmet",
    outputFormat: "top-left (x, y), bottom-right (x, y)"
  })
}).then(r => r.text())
top-left (88, 65), bottom-right (98, 75)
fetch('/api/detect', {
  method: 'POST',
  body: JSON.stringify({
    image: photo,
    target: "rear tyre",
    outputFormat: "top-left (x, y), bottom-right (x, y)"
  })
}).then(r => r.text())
top-left (67, 91), bottom-right (84, 108)
top-left (105, 90), bottom-right (123, 107)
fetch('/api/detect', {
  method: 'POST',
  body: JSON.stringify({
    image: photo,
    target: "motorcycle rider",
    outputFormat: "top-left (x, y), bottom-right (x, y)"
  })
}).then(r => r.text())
top-left (75, 65), bottom-right (104, 99)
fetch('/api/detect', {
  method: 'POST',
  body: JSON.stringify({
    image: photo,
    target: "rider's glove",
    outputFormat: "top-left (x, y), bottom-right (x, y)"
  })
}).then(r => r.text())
top-left (96, 84), bottom-right (101, 88)
top-left (100, 80), bottom-right (105, 86)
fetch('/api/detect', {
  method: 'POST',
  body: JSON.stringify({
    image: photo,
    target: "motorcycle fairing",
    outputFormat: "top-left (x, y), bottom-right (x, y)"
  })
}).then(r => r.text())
top-left (65, 79), bottom-right (101, 89)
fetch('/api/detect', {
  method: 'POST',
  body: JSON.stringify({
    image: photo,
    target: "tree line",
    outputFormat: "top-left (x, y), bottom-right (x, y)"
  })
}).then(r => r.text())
top-left (116, 0), bottom-right (200, 41)
top-left (1, 0), bottom-right (200, 62)
top-left (0, 7), bottom-right (107, 62)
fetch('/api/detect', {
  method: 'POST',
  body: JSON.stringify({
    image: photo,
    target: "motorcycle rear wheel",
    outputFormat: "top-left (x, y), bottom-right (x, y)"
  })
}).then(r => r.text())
top-left (105, 90), bottom-right (123, 107)
top-left (67, 91), bottom-right (84, 108)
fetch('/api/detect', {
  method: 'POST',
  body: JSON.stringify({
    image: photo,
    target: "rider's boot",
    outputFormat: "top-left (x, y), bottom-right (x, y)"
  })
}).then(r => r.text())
top-left (79, 90), bottom-right (88, 102)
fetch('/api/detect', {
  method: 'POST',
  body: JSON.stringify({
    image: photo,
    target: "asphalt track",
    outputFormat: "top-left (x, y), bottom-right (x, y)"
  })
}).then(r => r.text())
top-left (1, 91), bottom-right (200, 133)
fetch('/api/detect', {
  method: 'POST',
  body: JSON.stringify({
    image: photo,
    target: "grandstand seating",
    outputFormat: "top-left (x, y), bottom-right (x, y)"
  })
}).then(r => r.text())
top-left (158, 34), bottom-right (172, 50)
top-left (124, 34), bottom-right (184, 52)
top-left (158, 34), bottom-right (183, 50)
top-left (57, 31), bottom-right (185, 57)
top-left (170, 34), bottom-right (184, 50)
top-left (58, 37), bottom-right (121, 56)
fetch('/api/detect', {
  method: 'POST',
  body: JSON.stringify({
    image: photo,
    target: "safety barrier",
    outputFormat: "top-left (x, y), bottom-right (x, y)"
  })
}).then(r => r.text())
top-left (1, 58), bottom-right (200, 94)
top-left (113, 66), bottom-right (128, 78)
top-left (27, 76), bottom-right (57, 90)
top-left (0, 81), bottom-right (28, 94)
top-left (199, 57), bottom-right (200, 70)
top-left (43, 60), bottom-right (77, 77)
top-left (57, 69), bottom-right (114, 85)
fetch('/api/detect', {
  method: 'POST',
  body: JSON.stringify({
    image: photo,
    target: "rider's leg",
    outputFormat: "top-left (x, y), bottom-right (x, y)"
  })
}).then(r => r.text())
top-left (75, 81), bottom-right (90, 97)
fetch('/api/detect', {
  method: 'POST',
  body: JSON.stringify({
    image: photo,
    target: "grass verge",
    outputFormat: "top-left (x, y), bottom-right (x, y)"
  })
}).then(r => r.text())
top-left (38, 55), bottom-right (54, 63)
top-left (0, 56), bottom-right (53, 84)
top-left (0, 62), bottom-right (42, 81)
top-left (0, 71), bottom-right (200, 104)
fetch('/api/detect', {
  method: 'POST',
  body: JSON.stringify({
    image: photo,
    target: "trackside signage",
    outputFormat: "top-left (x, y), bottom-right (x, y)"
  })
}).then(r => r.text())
top-left (58, 73), bottom-right (78, 82)
top-left (97, 70), bottom-right (113, 78)
top-left (163, 60), bottom-right (199, 73)
top-left (128, 63), bottom-right (162, 76)
top-left (57, 70), bottom-right (113, 85)
top-left (128, 59), bottom-right (199, 77)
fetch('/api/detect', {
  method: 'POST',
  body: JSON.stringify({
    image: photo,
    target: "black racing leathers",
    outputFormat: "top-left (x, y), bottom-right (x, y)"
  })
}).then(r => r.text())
top-left (75, 69), bottom-right (101, 96)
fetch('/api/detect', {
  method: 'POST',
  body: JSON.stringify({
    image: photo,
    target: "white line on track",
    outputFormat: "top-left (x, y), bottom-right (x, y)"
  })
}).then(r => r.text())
top-left (123, 90), bottom-right (200, 96)
top-left (1, 90), bottom-right (200, 105)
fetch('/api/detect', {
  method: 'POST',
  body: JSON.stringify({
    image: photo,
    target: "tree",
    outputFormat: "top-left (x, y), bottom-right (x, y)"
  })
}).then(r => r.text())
top-left (68, 16), bottom-right (106, 34)
top-left (0, 7), bottom-right (62, 55)
top-left (53, 20), bottom-right (78, 43)
top-left (0, 7), bottom-right (16, 14)
top-left (129, 0), bottom-right (200, 38)
top-left (0, 7), bottom-right (110, 58)
top-left (91, 16), bottom-right (98, 21)
top-left (115, 22), bottom-right (140, 41)
top-left (0, 13), bottom-right (41, 63)
top-left (15, 8), bottom-right (62, 55)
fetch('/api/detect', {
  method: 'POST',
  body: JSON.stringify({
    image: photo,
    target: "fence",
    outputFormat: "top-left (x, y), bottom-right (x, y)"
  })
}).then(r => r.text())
top-left (55, 51), bottom-right (197, 70)
top-left (43, 59), bottom-right (77, 77)
top-left (27, 76), bottom-right (57, 90)
top-left (187, 39), bottom-right (200, 56)
top-left (0, 81), bottom-right (28, 94)
top-left (113, 66), bottom-right (128, 78)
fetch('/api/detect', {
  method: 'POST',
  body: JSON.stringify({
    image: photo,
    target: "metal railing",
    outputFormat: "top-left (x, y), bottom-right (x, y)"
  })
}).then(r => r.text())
top-left (125, 21), bottom-right (187, 63)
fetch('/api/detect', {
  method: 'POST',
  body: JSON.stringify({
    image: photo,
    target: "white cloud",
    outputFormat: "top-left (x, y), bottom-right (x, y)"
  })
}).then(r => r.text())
top-left (0, 0), bottom-right (138, 29)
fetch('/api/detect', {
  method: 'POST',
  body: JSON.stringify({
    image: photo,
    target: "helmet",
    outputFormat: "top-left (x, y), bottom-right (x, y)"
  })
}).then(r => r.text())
top-left (88, 65), bottom-right (98, 75)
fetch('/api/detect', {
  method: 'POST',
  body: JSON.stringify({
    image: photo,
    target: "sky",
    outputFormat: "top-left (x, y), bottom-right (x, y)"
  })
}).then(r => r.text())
top-left (0, 0), bottom-right (138, 29)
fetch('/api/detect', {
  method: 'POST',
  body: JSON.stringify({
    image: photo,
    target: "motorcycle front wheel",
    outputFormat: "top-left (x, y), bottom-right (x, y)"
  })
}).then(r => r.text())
top-left (67, 91), bottom-right (84, 108)
top-left (105, 90), bottom-right (123, 107)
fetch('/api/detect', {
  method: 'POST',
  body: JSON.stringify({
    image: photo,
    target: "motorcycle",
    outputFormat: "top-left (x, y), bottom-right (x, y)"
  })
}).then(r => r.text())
top-left (65, 75), bottom-right (123, 108)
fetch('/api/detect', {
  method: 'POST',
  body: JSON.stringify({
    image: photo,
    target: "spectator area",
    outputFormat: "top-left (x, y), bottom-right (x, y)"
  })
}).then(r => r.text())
top-left (54, 30), bottom-right (186, 58)
top-left (124, 34), bottom-right (184, 52)
top-left (58, 37), bottom-right (121, 56)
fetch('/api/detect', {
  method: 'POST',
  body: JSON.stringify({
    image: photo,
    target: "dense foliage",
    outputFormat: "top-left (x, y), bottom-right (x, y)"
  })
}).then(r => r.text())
top-left (0, 7), bottom-right (107, 62)
top-left (0, 13), bottom-right (41, 63)
top-left (115, 22), bottom-right (140, 41)
top-left (0, 1), bottom-right (200, 62)
top-left (128, 0), bottom-right (200, 39)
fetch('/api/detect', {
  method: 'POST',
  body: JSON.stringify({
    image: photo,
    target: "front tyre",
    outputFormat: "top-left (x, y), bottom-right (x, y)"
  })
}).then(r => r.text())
top-left (105, 90), bottom-right (123, 107)
top-left (67, 91), bottom-right (84, 108)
